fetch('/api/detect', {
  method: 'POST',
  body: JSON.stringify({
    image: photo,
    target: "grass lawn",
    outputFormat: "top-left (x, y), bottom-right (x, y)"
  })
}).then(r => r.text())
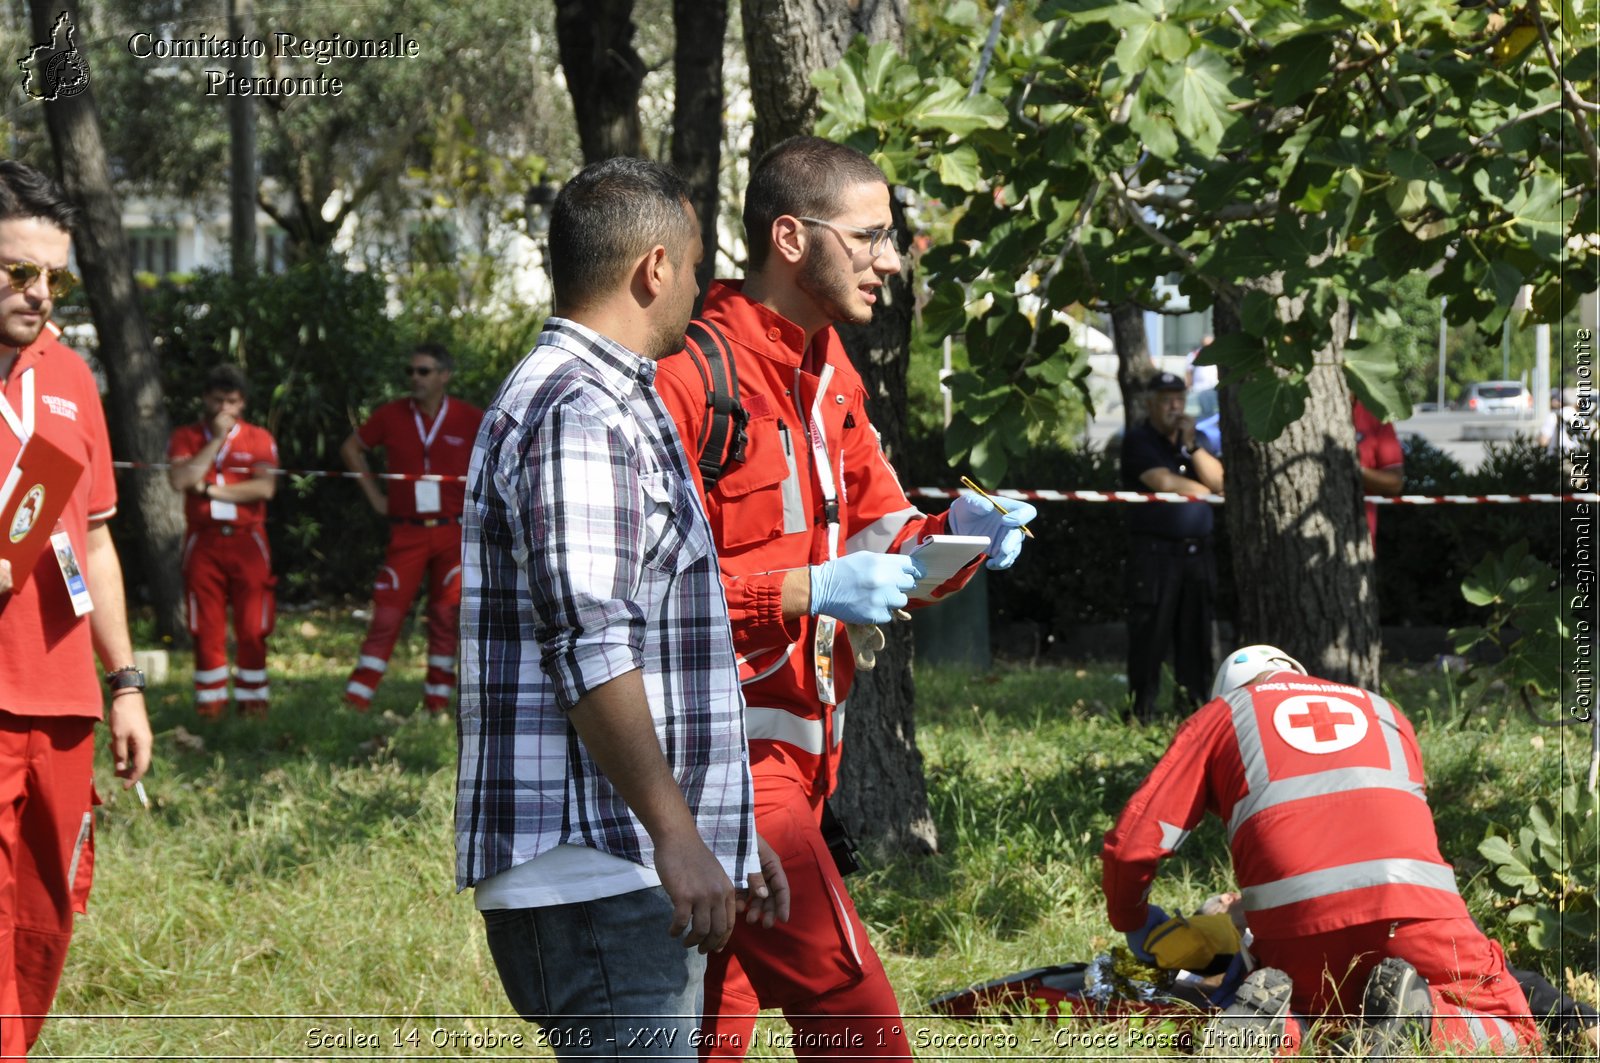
top-left (39, 611), bottom-right (1595, 1058)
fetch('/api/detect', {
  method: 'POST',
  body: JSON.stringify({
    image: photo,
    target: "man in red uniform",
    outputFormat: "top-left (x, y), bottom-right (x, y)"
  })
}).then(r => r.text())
top-left (0, 159), bottom-right (153, 1058)
top-left (1353, 399), bottom-right (1403, 546)
top-left (1103, 645), bottom-right (1539, 1058)
top-left (167, 365), bottom-right (279, 716)
top-left (339, 344), bottom-right (482, 713)
top-left (655, 137), bottom-right (1038, 1059)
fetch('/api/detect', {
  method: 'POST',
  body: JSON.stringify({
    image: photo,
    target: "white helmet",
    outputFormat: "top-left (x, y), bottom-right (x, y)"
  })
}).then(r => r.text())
top-left (1211, 645), bottom-right (1306, 698)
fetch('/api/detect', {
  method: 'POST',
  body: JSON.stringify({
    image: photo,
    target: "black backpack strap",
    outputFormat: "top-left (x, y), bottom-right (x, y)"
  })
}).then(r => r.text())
top-left (682, 320), bottom-right (748, 490)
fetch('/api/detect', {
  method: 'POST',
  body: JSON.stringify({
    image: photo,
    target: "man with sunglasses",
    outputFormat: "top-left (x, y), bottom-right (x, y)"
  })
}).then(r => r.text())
top-left (340, 344), bottom-right (482, 713)
top-left (167, 364), bottom-right (280, 716)
top-left (656, 136), bottom-right (1038, 1059)
top-left (0, 159), bottom-right (152, 1058)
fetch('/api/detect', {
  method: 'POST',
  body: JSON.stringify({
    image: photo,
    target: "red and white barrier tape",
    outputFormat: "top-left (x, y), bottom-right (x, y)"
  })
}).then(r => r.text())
top-left (903, 488), bottom-right (1598, 505)
top-left (109, 462), bottom-right (1596, 503)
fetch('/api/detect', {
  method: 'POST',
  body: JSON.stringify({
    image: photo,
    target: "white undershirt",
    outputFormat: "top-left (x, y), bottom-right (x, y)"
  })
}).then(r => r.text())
top-left (473, 844), bottom-right (660, 910)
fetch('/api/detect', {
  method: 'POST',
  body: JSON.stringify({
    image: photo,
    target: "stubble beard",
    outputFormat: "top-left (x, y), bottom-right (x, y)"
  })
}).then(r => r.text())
top-left (0, 308), bottom-right (47, 353)
top-left (797, 244), bottom-right (872, 328)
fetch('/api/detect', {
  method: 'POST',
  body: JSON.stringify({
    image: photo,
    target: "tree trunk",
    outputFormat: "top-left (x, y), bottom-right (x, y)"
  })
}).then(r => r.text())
top-left (740, 0), bottom-right (908, 159)
top-left (554, 0), bottom-right (647, 163)
top-left (30, 0), bottom-right (186, 641)
top-left (1214, 287), bottom-right (1380, 687)
top-left (836, 194), bottom-right (936, 857)
top-left (671, 0), bottom-right (727, 299)
top-left (227, 0), bottom-right (257, 279)
top-left (1110, 301), bottom-right (1156, 432)
top-left (741, 0), bottom-right (933, 856)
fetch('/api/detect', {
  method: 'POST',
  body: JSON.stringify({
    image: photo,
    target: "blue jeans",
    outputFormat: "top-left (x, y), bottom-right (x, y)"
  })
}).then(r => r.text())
top-left (483, 886), bottom-right (706, 1060)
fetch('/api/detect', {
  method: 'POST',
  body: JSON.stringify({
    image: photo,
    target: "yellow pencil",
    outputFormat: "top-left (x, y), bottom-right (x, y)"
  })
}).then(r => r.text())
top-left (960, 476), bottom-right (1035, 539)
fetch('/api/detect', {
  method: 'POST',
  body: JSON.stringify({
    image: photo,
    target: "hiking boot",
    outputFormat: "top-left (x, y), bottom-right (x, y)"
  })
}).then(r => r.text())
top-left (1359, 957), bottom-right (1433, 1061)
top-left (1201, 966), bottom-right (1295, 1058)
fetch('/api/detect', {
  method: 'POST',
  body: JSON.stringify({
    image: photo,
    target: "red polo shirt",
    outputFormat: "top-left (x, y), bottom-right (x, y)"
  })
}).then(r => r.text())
top-left (0, 326), bottom-right (116, 719)
top-left (356, 397), bottom-right (482, 519)
top-left (167, 419), bottom-right (279, 528)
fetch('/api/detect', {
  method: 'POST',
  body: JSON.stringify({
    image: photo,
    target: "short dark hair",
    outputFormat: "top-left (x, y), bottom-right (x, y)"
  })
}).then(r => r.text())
top-left (547, 158), bottom-right (694, 312)
top-left (411, 342), bottom-right (452, 371)
top-left (743, 137), bottom-right (887, 271)
top-left (0, 160), bottom-right (77, 231)
top-left (204, 364), bottom-right (249, 398)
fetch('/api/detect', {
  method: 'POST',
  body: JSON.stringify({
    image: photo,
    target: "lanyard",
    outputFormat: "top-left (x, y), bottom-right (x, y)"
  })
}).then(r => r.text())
top-left (802, 363), bottom-right (840, 562)
top-left (413, 397), bottom-right (449, 473)
top-left (205, 422), bottom-right (241, 480)
top-left (0, 367), bottom-right (35, 444)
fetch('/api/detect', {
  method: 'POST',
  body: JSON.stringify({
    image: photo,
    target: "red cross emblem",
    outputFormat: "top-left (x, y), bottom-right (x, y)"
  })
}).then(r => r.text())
top-left (1272, 694), bottom-right (1368, 753)
top-left (1285, 700), bottom-right (1358, 743)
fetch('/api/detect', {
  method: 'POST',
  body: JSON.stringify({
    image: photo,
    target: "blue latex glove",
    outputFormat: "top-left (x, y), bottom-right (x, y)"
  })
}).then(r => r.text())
top-left (1124, 905), bottom-right (1170, 965)
top-left (809, 552), bottom-right (923, 624)
top-left (947, 493), bottom-right (1039, 570)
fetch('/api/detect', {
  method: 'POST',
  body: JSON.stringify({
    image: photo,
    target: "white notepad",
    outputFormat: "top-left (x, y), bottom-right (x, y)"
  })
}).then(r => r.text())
top-left (907, 534), bottom-right (991, 596)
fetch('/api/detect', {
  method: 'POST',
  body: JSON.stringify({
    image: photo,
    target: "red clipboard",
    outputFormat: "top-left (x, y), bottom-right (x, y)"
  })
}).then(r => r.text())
top-left (0, 432), bottom-right (86, 592)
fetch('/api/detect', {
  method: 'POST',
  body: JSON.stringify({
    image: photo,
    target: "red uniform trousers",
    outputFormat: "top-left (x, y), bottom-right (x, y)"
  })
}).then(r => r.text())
top-left (701, 749), bottom-right (910, 1061)
top-left (344, 522), bottom-right (462, 712)
top-left (1254, 916), bottom-right (1541, 1055)
top-left (0, 715), bottom-right (96, 1059)
top-left (182, 525), bottom-right (275, 715)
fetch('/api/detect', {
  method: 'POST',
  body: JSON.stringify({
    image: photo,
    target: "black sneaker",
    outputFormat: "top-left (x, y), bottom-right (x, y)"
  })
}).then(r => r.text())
top-left (1201, 967), bottom-right (1295, 1058)
top-left (1360, 957), bottom-right (1433, 1060)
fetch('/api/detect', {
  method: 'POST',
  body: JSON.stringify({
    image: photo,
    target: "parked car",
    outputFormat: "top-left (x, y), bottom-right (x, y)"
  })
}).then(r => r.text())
top-left (1460, 380), bottom-right (1531, 413)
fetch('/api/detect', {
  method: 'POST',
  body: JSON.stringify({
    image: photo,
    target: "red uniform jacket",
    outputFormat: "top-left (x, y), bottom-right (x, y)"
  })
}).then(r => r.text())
top-left (1102, 671), bottom-right (1470, 941)
top-left (655, 282), bottom-right (973, 797)
top-left (167, 420), bottom-right (278, 528)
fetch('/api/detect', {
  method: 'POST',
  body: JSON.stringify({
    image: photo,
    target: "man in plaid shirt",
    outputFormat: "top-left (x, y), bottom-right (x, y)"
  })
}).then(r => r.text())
top-left (455, 157), bottom-right (787, 1058)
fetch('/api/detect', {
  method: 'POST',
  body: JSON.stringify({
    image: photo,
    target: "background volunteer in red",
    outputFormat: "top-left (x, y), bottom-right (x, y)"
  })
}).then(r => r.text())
top-left (1102, 645), bottom-right (1540, 1056)
top-left (340, 344), bottom-right (482, 713)
top-left (0, 159), bottom-right (153, 1058)
top-left (166, 364), bottom-right (280, 717)
top-left (656, 136), bottom-right (1037, 1060)
top-left (1353, 399), bottom-right (1403, 545)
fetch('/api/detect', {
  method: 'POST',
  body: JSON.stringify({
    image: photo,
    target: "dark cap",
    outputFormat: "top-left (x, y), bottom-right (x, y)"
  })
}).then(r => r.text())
top-left (1147, 371), bottom-right (1187, 392)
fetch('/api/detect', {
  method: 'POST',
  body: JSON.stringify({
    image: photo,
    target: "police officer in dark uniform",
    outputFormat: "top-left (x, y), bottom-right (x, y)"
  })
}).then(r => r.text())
top-left (1120, 371), bottom-right (1225, 722)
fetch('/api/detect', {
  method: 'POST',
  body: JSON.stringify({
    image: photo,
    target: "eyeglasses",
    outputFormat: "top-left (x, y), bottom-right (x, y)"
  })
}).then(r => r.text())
top-left (2, 260), bottom-right (79, 300)
top-left (406, 366), bottom-right (437, 377)
top-left (796, 217), bottom-right (899, 259)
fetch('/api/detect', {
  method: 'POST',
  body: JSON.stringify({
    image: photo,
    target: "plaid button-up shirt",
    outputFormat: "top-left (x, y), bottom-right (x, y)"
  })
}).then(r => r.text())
top-left (455, 318), bottom-right (756, 890)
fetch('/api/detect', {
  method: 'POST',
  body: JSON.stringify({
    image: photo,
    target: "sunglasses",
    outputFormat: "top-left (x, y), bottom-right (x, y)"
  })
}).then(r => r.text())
top-left (406, 366), bottom-right (438, 377)
top-left (796, 217), bottom-right (899, 259)
top-left (2, 260), bottom-right (79, 300)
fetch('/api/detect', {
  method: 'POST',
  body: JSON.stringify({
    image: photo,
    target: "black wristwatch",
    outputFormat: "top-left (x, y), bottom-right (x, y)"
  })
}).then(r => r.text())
top-left (105, 666), bottom-right (146, 693)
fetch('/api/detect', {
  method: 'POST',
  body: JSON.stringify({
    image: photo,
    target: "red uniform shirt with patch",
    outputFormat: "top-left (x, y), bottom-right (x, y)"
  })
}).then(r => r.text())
top-left (167, 420), bottom-right (279, 528)
top-left (0, 326), bottom-right (117, 719)
top-left (356, 398), bottom-right (482, 519)
top-left (1103, 671), bottom-right (1469, 940)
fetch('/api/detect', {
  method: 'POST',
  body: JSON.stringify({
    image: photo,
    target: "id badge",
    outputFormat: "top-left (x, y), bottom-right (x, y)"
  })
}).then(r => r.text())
top-left (50, 526), bottom-right (93, 616)
top-left (414, 479), bottom-right (442, 514)
top-left (209, 498), bottom-right (238, 522)
top-left (814, 615), bottom-right (838, 706)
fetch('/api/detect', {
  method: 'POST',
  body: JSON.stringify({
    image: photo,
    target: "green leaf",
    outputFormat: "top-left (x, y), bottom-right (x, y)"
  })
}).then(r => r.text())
top-left (1164, 48), bottom-right (1243, 157)
top-left (1385, 178), bottom-right (1429, 219)
top-left (1240, 290), bottom-right (1276, 336)
top-left (1485, 260), bottom-right (1524, 309)
top-left (1270, 35), bottom-right (1335, 106)
top-left (906, 79), bottom-right (1010, 136)
top-left (1237, 370), bottom-right (1307, 441)
top-left (935, 145), bottom-right (985, 192)
top-left (1343, 339), bottom-right (1411, 422)
top-left (1129, 107), bottom-right (1181, 159)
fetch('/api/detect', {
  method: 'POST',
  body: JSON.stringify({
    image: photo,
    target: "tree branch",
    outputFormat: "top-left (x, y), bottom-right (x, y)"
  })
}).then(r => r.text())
top-left (1533, 0), bottom-right (1600, 177)
top-left (1468, 99), bottom-right (1565, 147)
top-left (1107, 170), bottom-right (1197, 267)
